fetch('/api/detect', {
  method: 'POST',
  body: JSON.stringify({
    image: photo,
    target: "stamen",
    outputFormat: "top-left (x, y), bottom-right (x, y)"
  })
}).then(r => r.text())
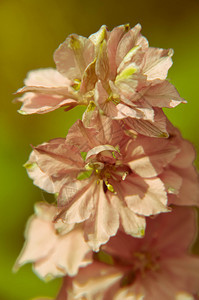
top-left (72, 79), bottom-right (81, 91)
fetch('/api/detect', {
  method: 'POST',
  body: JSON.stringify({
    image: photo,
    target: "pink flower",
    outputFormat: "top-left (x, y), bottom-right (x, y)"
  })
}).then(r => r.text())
top-left (55, 206), bottom-right (199, 299)
top-left (15, 24), bottom-right (185, 137)
top-left (24, 117), bottom-right (199, 250)
top-left (14, 202), bottom-right (92, 280)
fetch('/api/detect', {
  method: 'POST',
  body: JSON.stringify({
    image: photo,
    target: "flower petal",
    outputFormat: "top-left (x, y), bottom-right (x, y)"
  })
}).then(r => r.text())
top-left (34, 227), bottom-right (92, 278)
top-left (54, 34), bottom-right (95, 80)
top-left (84, 182), bottom-right (119, 251)
top-left (111, 196), bottom-right (146, 238)
top-left (142, 47), bottom-right (173, 80)
top-left (143, 80), bottom-right (186, 108)
top-left (119, 175), bottom-right (168, 216)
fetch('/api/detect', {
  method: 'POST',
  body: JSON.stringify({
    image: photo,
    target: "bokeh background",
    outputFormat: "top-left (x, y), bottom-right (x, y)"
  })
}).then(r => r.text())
top-left (1, 0), bottom-right (199, 299)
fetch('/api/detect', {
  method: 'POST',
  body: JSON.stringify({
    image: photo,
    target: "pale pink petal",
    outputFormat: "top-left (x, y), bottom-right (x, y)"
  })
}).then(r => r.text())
top-left (84, 182), bottom-right (119, 251)
top-left (108, 80), bottom-right (137, 107)
top-left (14, 202), bottom-right (92, 281)
top-left (17, 85), bottom-right (73, 98)
top-left (107, 24), bottom-right (131, 79)
top-left (89, 25), bottom-right (108, 46)
top-left (23, 68), bottom-right (71, 87)
top-left (54, 34), bottom-right (95, 80)
top-left (17, 93), bottom-right (77, 115)
top-left (80, 59), bottom-right (98, 93)
top-left (143, 80), bottom-right (186, 108)
top-left (34, 141), bottom-right (83, 176)
top-left (14, 216), bottom-right (57, 271)
top-left (86, 145), bottom-right (117, 160)
top-left (34, 228), bottom-right (92, 278)
top-left (115, 65), bottom-right (138, 94)
top-left (82, 109), bottom-right (126, 146)
top-left (94, 80), bottom-right (119, 117)
top-left (57, 179), bottom-right (96, 224)
top-left (119, 176), bottom-right (168, 216)
top-left (66, 119), bottom-right (99, 150)
top-left (25, 151), bottom-right (56, 193)
top-left (124, 108), bottom-right (168, 137)
top-left (117, 46), bottom-right (143, 75)
top-left (72, 263), bottom-right (122, 300)
top-left (124, 135), bottom-right (179, 177)
top-left (95, 39), bottom-right (109, 81)
top-left (15, 68), bottom-right (77, 115)
top-left (113, 103), bottom-right (144, 119)
top-left (116, 24), bottom-right (143, 67)
top-left (142, 47), bottom-right (173, 80)
top-left (110, 196), bottom-right (146, 237)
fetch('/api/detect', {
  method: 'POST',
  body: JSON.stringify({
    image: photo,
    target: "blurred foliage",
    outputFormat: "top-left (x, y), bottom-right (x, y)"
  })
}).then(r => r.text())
top-left (1, 0), bottom-right (199, 299)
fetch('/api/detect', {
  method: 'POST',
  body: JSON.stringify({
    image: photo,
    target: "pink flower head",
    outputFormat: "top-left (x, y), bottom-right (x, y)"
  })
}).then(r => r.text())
top-left (15, 24), bottom-right (185, 137)
top-left (14, 202), bottom-right (92, 280)
top-left (24, 116), bottom-right (199, 251)
top-left (55, 206), bottom-right (199, 300)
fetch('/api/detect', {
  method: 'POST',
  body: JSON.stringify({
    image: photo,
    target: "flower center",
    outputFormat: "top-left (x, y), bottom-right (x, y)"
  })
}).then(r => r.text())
top-left (133, 251), bottom-right (160, 274)
top-left (77, 147), bottom-right (130, 193)
top-left (120, 251), bottom-right (160, 286)
top-left (94, 249), bottom-right (160, 287)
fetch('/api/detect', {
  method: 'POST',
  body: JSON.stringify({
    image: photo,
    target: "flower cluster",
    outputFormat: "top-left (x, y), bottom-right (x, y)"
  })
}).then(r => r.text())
top-left (15, 24), bottom-right (199, 299)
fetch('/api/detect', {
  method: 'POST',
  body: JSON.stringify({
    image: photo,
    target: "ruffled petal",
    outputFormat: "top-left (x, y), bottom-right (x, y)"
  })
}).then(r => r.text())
top-left (142, 47), bottom-right (173, 80)
top-left (15, 68), bottom-right (77, 114)
top-left (84, 182), bottom-right (119, 251)
top-left (54, 34), bottom-right (95, 80)
top-left (143, 80), bottom-right (186, 108)
top-left (110, 196), bottom-right (146, 238)
top-left (119, 175), bottom-right (168, 216)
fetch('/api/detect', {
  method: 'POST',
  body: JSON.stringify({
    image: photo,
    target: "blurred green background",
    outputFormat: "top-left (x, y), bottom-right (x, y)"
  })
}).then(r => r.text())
top-left (1, 0), bottom-right (199, 299)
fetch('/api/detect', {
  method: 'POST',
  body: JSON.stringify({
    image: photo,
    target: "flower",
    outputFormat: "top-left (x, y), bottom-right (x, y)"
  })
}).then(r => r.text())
top-left (14, 202), bottom-right (92, 280)
top-left (55, 206), bottom-right (199, 300)
top-left (15, 24), bottom-right (185, 137)
top-left (24, 117), bottom-right (199, 251)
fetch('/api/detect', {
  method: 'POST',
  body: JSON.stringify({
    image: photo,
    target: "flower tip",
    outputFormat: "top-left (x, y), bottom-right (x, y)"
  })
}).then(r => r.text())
top-left (43, 274), bottom-right (54, 282)
top-left (17, 109), bottom-right (27, 115)
top-left (13, 87), bottom-right (23, 95)
top-left (123, 23), bottom-right (131, 31)
top-left (12, 262), bottom-right (19, 273)
top-left (168, 187), bottom-right (177, 194)
top-left (140, 228), bottom-right (145, 236)
top-left (23, 162), bottom-right (37, 170)
top-left (135, 23), bottom-right (142, 30)
top-left (158, 131), bottom-right (169, 138)
top-left (168, 48), bottom-right (174, 57)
